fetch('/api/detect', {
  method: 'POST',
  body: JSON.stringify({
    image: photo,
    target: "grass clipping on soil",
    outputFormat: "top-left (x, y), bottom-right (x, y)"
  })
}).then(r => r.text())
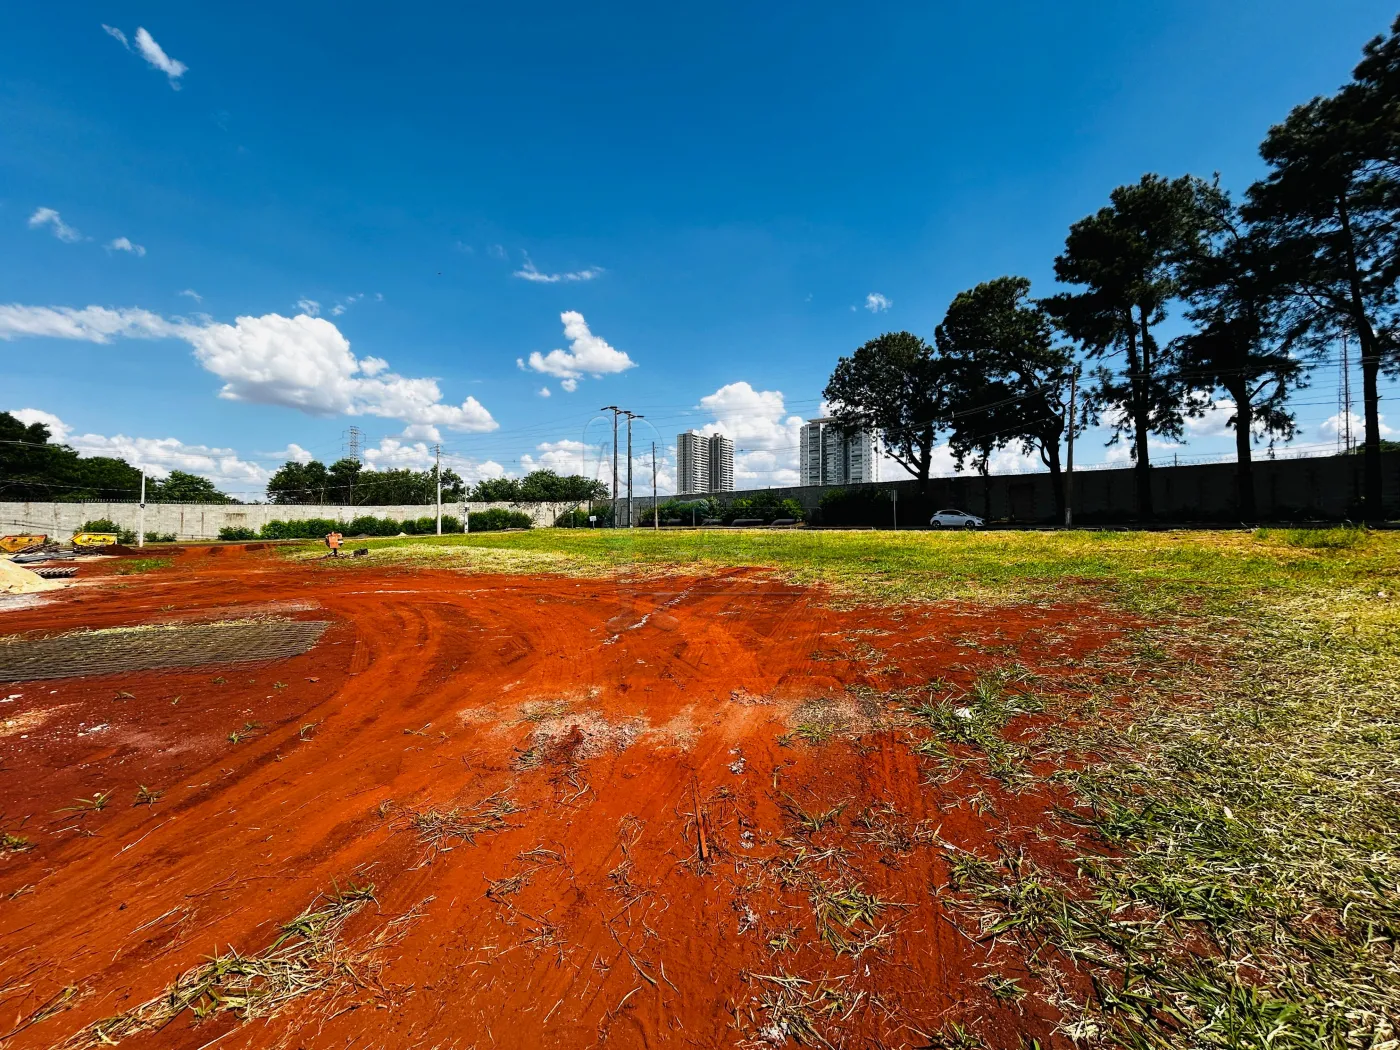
top-left (71, 883), bottom-right (379, 1047)
top-left (944, 592), bottom-right (1400, 1050)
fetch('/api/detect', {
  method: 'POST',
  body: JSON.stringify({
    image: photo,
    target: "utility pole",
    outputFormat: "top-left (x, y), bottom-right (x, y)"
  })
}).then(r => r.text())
top-left (601, 406), bottom-right (621, 527)
top-left (1340, 334), bottom-right (1353, 452)
top-left (652, 441), bottom-right (659, 530)
top-left (1065, 367), bottom-right (1077, 528)
top-left (138, 468), bottom-right (146, 548)
top-left (624, 412), bottom-right (643, 528)
top-left (434, 443), bottom-right (442, 535)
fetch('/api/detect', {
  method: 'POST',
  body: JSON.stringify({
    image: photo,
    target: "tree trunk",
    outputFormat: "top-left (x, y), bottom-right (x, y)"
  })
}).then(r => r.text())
top-left (1337, 196), bottom-right (1384, 519)
top-left (1127, 313), bottom-right (1154, 520)
top-left (1228, 381), bottom-right (1256, 520)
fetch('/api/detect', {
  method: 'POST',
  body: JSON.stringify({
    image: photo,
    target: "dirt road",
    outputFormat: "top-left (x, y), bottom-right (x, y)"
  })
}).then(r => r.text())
top-left (0, 546), bottom-right (1132, 1048)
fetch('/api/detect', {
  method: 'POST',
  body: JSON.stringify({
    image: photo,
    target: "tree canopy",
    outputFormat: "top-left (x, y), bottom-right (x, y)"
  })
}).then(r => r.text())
top-left (265, 456), bottom-right (465, 505)
top-left (0, 412), bottom-right (237, 503)
top-left (823, 331), bottom-right (944, 486)
top-left (468, 470), bottom-right (607, 503)
top-left (934, 277), bottom-right (1078, 520)
top-left (1042, 174), bottom-right (1221, 517)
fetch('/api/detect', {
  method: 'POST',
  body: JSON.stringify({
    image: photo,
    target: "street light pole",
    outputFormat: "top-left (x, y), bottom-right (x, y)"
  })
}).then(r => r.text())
top-left (434, 443), bottom-right (442, 535)
top-left (601, 406), bottom-right (621, 527)
top-left (624, 411), bottom-right (643, 528)
top-left (138, 469), bottom-right (146, 548)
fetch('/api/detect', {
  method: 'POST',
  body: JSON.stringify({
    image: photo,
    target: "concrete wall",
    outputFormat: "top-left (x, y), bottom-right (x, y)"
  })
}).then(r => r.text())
top-left (0, 500), bottom-right (585, 541)
top-left (3, 452), bottom-right (1394, 540)
top-left (620, 450), bottom-right (1400, 523)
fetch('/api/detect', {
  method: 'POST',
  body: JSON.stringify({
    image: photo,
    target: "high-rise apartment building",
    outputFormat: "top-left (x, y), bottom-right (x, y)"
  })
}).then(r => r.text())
top-left (707, 434), bottom-right (734, 492)
top-left (676, 431), bottom-right (709, 495)
top-left (798, 418), bottom-right (880, 486)
top-left (676, 430), bottom-right (735, 494)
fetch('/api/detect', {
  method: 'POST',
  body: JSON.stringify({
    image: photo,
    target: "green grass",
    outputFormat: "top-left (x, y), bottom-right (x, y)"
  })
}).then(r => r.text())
top-left (113, 557), bottom-right (174, 575)
top-left (282, 526), bottom-right (1396, 614)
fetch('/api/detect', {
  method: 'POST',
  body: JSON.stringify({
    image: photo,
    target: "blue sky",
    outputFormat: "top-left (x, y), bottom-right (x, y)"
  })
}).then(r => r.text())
top-left (2, 1), bottom-right (1396, 498)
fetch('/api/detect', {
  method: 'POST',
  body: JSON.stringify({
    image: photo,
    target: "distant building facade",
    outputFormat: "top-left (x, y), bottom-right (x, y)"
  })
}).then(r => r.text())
top-left (676, 430), bottom-right (735, 494)
top-left (707, 434), bottom-right (734, 491)
top-left (799, 417), bottom-right (880, 486)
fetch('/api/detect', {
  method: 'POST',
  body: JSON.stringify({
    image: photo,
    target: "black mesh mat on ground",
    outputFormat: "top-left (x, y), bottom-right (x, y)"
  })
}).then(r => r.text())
top-left (0, 619), bottom-right (331, 682)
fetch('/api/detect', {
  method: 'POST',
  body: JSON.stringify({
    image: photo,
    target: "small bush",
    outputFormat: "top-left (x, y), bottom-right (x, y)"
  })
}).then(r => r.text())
top-left (347, 515), bottom-right (402, 537)
top-left (439, 515), bottom-right (462, 533)
top-left (144, 531), bottom-right (177, 543)
top-left (259, 518), bottom-right (341, 540)
top-left (555, 507), bottom-right (603, 527)
top-left (467, 508), bottom-right (534, 532)
top-left (218, 526), bottom-right (258, 541)
top-left (78, 518), bottom-right (136, 544)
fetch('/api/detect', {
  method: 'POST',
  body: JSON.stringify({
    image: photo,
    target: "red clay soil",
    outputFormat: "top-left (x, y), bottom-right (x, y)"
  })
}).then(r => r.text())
top-left (0, 546), bottom-right (1135, 1049)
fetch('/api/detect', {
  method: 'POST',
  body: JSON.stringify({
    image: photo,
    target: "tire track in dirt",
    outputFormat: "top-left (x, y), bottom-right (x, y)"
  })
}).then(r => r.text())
top-left (0, 547), bottom-right (1141, 1049)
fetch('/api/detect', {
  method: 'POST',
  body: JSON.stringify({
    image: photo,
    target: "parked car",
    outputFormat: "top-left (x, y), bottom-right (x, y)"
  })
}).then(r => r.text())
top-left (929, 509), bottom-right (984, 529)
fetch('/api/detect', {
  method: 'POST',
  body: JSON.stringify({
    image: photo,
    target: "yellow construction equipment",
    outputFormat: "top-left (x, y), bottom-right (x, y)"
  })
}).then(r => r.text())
top-left (0, 534), bottom-right (47, 553)
top-left (72, 532), bottom-right (120, 548)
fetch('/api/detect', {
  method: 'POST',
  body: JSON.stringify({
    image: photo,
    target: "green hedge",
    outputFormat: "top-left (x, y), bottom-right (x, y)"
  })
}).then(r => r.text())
top-left (257, 514), bottom-right (472, 540)
top-left (218, 526), bottom-right (259, 541)
top-left (467, 508), bottom-right (534, 531)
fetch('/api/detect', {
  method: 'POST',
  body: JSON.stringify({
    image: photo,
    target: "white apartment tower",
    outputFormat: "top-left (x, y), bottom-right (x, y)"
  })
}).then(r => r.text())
top-left (799, 418), bottom-right (880, 486)
top-left (676, 430), bottom-right (735, 494)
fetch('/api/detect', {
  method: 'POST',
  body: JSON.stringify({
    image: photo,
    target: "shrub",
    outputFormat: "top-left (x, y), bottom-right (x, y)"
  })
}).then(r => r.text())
top-left (347, 515), bottom-right (402, 537)
top-left (719, 492), bottom-right (804, 525)
top-left (556, 506), bottom-right (607, 527)
top-left (259, 518), bottom-right (341, 540)
top-left (144, 531), bottom-right (177, 543)
top-left (218, 526), bottom-right (259, 541)
top-left (440, 515), bottom-right (462, 533)
top-left (467, 508), bottom-right (534, 531)
top-left (78, 518), bottom-right (136, 544)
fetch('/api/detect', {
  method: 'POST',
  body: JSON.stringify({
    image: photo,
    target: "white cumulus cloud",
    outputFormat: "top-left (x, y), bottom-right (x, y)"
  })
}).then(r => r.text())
top-left (518, 311), bottom-right (635, 390)
top-left (692, 381), bottom-right (808, 490)
top-left (107, 236), bottom-right (146, 257)
top-left (10, 408), bottom-right (270, 490)
top-left (28, 207), bottom-right (82, 243)
top-left (865, 292), bottom-right (892, 313)
top-left (1320, 410), bottom-right (1393, 439)
top-left (0, 303), bottom-right (499, 433)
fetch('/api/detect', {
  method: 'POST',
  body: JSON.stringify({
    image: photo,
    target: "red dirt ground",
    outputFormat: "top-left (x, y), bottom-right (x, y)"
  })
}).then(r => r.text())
top-left (0, 546), bottom-right (1136, 1049)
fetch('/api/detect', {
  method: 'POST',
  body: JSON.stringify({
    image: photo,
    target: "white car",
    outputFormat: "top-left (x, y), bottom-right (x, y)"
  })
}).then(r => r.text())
top-left (929, 509), bottom-right (984, 529)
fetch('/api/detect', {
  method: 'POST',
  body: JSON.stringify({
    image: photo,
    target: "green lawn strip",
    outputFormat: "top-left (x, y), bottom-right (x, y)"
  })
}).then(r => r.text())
top-left (284, 526), bottom-right (1392, 614)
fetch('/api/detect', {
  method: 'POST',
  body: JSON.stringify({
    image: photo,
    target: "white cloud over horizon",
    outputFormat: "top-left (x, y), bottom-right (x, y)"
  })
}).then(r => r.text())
top-left (11, 408), bottom-right (271, 490)
top-left (518, 310), bottom-right (635, 391)
top-left (864, 292), bottom-right (891, 313)
top-left (694, 381), bottom-right (807, 488)
top-left (0, 303), bottom-right (499, 433)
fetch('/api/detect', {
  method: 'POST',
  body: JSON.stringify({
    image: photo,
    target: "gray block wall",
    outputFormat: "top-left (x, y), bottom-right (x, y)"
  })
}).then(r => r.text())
top-left (0, 501), bottom-right (585, 541)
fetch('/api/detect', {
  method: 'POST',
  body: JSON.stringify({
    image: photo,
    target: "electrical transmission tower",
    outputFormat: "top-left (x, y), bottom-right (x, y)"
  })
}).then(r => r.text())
top-left (345, 425), bottom-right (363, 465)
